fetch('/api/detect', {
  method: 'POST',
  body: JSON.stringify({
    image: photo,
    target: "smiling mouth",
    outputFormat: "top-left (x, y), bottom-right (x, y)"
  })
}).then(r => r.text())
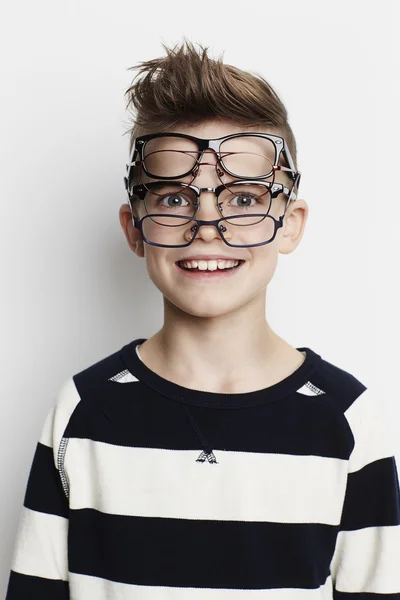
top-left (176, 260), bottom-right (245, 272)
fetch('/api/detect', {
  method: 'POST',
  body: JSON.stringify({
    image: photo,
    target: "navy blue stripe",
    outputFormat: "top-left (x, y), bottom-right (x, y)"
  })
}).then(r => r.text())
top-left (23, 442), bottom-right (69, 518)
top-left (5, 570), bottom-right (69, 599)
top-left (69, 508), bottom-right (336, 589)
top-left (68, 389), bottom-right (353, 460)
top-left (341, 457), bottom-right (400, 530)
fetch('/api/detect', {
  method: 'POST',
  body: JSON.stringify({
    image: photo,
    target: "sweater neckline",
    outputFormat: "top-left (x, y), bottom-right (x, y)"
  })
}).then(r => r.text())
top-left (120, 338), bottom-right (322, 408)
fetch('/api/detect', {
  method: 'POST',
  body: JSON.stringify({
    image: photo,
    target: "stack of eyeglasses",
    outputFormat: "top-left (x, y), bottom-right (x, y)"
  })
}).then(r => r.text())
top-left (124, 133), bottom-right (301, 248)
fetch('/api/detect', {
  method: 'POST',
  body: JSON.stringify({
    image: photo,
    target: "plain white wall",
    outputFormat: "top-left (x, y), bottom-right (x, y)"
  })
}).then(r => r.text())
top-left (1, 0), bottom-right (399, 590)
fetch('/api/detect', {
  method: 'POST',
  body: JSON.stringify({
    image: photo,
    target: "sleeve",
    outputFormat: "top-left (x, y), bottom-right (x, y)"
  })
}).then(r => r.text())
top-left (4, 378), bottom-right (77, 600)
top-left (330, 387), bottom-right (400, 598)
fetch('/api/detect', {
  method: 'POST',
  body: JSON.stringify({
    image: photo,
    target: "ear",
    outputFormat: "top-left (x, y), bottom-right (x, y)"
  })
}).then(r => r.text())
top-left (278, 199), bottom-right (309, 255)
top-left (119, 203), bottom-right (145, 258)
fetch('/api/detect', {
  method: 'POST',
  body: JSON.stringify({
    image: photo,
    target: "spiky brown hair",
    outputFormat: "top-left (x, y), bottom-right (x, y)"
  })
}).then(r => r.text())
top-left (123, 39), bottom-right (298, 173)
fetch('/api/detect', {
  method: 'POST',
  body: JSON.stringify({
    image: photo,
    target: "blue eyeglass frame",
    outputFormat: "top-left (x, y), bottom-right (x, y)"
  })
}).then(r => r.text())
top-left (123, 131), bottom-right (299, 190)
top-left (127, 175), bottom-right (301, 249)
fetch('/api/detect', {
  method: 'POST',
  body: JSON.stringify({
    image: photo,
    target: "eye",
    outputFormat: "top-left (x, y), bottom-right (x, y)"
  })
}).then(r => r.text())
top-left (159, 194), bottom-right (190, 209)
top-left (230, 193), bottom-right (258, 208)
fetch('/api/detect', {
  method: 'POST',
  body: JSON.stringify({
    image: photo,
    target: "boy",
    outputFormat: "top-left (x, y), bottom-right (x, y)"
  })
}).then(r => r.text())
top-left (5, 41), bottom-right (400, 599)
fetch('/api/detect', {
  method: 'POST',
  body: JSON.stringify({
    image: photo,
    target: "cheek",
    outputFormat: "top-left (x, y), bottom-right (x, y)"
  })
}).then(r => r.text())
top-left (254, 239), bottom-right (279, 262)
top-left (143, 252), bottom-right (171, 291)
top-left (259, 256), bottom-right (279, 281)
top-left (249, 245), bottom-right (280, 282)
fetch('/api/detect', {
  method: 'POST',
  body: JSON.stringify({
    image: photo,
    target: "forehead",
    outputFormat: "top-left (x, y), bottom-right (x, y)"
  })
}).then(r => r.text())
top-left (163, 119), bottom-right (280, 140)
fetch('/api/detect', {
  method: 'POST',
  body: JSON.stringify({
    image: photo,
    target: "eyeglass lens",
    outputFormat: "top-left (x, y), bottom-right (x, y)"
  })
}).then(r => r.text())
top-left (140, 182), bottom-right (276, 247)
top-left (141, 212), bottom-right (276, 248)
top-left (143, 182), bottom-right (273, 218)
top-left (142, 135), bottom-right (277, 179)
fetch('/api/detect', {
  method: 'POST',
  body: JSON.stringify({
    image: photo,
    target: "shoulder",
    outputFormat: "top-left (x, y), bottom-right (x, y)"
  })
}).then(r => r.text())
top-left (46, 342), bottom-right (135, 445)
top-left (308, 353), bottom-right (367, 413)
top-left (71, 343), bottom-right (133, 398)
top-left (309, 352), bottom-right (392, 460)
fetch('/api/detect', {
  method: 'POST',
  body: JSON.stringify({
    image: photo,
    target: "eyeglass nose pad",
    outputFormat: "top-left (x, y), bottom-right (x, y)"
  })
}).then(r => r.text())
top-left (189, 223), bottom-right (228, 236)
top-left (189, 224), bottom-right (198, 241)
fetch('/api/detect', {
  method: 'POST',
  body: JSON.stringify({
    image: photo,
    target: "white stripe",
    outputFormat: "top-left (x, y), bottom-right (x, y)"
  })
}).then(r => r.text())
top-left (330, 524), bottom-right (400, 593)
top-left (39, 377), bottom-right (81, 463)
top-left (10, 506), bottom-right (69, 581)
top-left (344, 388), bottom-right (396, 472)
top-left (69, 570), bottom-right (334, 598)
top-left (66, 440), bottom-right (348, 525)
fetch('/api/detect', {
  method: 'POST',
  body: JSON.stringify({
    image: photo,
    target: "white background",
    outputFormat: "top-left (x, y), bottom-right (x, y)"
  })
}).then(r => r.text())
top-left (0, 0), bottom-right (399, 590)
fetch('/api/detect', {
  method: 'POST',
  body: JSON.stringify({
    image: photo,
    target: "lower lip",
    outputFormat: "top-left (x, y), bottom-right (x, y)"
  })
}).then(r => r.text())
top-left (175, 261), bottom-right (245, 280)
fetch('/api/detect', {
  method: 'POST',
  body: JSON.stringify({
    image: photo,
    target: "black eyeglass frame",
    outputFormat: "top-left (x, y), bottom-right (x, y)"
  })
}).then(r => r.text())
top-left (128, 175), bottom-right (300, 249)
top-left (124, 131), bottom-right (299, 189)
top-left (131, 179), bottom-right (296, 216)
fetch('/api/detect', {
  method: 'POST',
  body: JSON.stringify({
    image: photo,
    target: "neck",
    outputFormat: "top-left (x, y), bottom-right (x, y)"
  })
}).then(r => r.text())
top-left (137, 291), bottom-right (304, 394)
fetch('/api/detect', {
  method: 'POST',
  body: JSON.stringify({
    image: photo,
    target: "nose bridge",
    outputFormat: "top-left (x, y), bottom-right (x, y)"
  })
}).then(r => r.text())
top-left (195, 188), bottom-right (219, 219)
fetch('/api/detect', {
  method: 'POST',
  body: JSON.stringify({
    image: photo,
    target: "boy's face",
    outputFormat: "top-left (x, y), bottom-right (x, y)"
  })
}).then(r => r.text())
top-left (119, 119), bottom-right (308, 318)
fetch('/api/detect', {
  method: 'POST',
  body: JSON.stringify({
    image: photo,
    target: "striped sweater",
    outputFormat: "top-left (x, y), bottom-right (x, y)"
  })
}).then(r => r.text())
top-left (5, 337), bottom-right (400, 599)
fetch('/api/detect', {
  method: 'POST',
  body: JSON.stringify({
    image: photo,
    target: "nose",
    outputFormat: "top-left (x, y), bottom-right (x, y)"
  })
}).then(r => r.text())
top-left (195, 189), bottom-right (221, 217)
top-left (184, 152), bottom-right (231, 245)
top-left (184, 187), bottom-right (226, 244)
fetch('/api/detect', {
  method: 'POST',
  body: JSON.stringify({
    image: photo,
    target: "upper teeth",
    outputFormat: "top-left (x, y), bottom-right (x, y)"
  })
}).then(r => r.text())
top-left (180, 259), bottom-right (240, 271)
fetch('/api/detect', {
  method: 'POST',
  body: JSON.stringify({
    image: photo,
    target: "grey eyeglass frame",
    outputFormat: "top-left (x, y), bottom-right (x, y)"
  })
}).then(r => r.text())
top-left (123, 131), bottom-right (299, 190)
top-left (128, 177), bottom-right (300, 249)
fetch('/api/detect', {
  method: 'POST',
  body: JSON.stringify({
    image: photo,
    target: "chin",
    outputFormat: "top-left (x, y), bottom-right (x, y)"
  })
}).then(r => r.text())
top-left (168, 295), bottom-right (246, 319)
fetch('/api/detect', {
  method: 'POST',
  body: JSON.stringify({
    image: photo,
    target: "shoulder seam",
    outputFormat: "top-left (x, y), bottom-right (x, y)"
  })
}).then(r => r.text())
top-left (53, 376), bottom-right (83, 500)
top-left (56, 359), bottom-right (122, 499)
top-left (323, 393), bottom-right (356, 457)
top-left (57, 436), bottom-right (70, 500)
